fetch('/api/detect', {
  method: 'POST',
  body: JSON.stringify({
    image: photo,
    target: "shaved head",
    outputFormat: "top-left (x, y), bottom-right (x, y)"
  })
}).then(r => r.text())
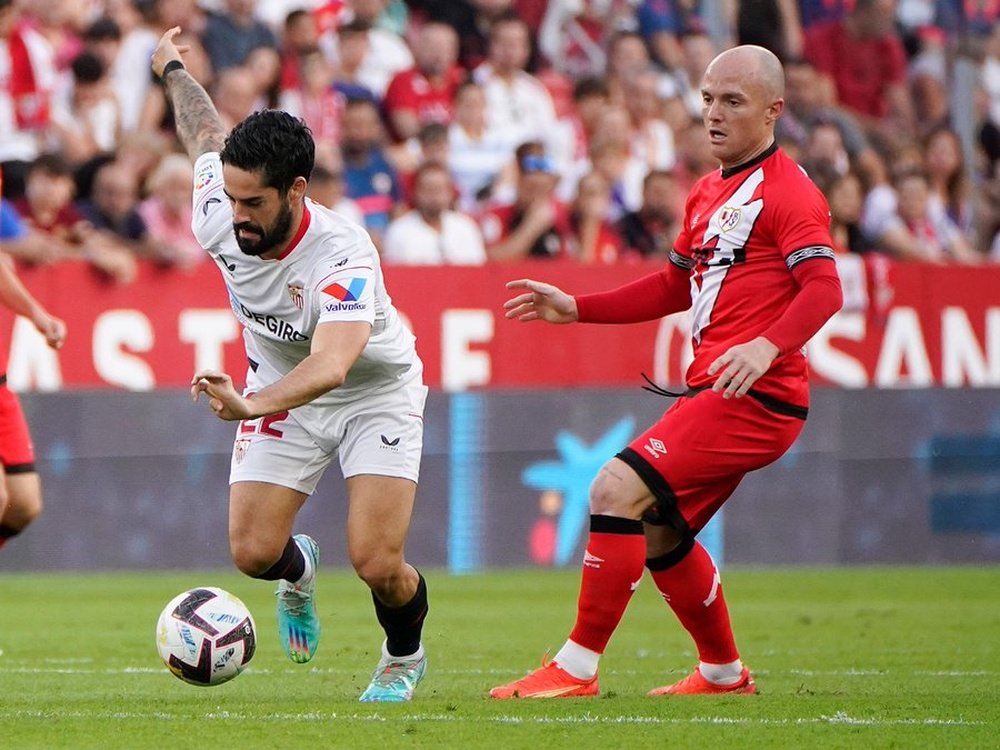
top-left (706, 45), bottom-right (785, 100)
top-left (699, 45), bottom-right (787, 169)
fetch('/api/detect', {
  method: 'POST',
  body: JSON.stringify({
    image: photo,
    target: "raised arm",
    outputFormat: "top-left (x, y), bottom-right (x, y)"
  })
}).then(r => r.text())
top-left (151, 27), bottom-right (226, 161)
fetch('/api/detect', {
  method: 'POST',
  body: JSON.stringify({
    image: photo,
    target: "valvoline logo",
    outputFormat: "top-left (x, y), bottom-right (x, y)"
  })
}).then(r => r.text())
top-left (324, 278), bottom-right (367, 302)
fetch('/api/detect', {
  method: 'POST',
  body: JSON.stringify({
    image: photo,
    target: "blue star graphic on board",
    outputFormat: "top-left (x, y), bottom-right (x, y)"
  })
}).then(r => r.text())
top-left (521, 417), bottom-right (635, 567)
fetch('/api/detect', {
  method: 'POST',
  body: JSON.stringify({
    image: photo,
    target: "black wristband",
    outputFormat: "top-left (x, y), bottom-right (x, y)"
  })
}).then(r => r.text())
top-left (160, 59), bottom-right (185, 81)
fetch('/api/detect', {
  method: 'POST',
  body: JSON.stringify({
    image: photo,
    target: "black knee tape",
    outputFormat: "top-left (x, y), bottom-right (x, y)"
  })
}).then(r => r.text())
top-left (645, 535), bottom-right (696, 571)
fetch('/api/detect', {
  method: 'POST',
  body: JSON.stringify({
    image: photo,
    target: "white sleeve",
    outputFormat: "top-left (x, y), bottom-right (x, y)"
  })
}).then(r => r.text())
top-left (191, 153), bottom-right (233, 249)
top-left (314, 261), bottom-right (377, 326)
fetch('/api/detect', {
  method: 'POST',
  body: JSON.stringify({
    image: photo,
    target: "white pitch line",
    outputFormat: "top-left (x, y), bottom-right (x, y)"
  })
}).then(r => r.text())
top-left (0, 708), bottom-right (984, 728)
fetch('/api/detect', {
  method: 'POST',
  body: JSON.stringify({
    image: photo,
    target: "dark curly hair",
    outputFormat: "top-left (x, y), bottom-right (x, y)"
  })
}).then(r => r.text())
top-left (220, 110), bottom-right (315, 195)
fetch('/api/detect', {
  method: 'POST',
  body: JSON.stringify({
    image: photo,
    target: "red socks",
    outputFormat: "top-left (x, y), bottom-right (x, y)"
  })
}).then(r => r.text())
top-left (567, 515), bottom-right (646, 654)
top-left (647, 540), bottom-right (739, 664)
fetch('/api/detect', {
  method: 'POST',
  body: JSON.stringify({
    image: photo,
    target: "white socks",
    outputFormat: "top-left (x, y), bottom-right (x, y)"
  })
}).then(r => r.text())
top-left (698, 659), bottom-right (744, 685)
top-left (554, 640), bottom-right (600, 680)
top-left (293, 537), bottom-right (314, 587)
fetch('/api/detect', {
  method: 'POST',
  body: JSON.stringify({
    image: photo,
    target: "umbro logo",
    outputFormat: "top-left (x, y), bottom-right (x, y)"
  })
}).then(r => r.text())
top-left (643, 438), bottom-right (667, 459)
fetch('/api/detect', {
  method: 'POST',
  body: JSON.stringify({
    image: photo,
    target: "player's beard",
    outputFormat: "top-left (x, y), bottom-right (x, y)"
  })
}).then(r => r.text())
top-left (233, 201), bottom-right (294, 257)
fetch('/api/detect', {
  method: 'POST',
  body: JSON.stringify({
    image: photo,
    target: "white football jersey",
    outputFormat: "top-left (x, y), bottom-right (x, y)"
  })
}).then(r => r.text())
top-left (191, 153), bottom-right (422, 446)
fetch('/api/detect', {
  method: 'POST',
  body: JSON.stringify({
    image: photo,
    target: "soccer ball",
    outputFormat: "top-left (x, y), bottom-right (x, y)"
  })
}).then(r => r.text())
top-left (155, 587), bottom-right (256, 687)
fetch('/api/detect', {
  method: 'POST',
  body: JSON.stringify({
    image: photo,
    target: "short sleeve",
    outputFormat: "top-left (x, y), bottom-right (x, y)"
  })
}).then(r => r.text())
top-left (767, 174), bottom-right (836, 269)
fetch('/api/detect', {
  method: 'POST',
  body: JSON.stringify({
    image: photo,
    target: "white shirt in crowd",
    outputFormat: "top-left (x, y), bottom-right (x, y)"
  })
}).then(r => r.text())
top-left (383, 209), bottom-right (486, 265)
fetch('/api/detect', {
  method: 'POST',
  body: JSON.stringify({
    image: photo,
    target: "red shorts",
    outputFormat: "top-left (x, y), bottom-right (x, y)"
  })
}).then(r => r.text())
top-left (0, 384), bottom-right (35, 472)
top-left (619, 389), bottom-right (805, 534)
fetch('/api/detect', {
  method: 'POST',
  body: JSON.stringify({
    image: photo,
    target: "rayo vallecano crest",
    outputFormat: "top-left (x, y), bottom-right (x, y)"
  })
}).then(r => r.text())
top-left (718, 206), bottom-right (741, 233)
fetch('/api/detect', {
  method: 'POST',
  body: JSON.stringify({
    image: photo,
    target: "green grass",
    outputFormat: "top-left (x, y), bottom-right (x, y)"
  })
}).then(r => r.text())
top-left (1, 567), bottom-right (999, 749)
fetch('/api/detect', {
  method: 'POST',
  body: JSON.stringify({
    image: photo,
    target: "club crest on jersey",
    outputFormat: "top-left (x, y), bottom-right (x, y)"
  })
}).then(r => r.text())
top-left (234, 438), bottom-right (251, 465)
top-left (718, 206), bottom-right (741, 233)
top-left (287, 283), bottom-right (304, 309)
top-left (324, 278), bottom-right (366, 302)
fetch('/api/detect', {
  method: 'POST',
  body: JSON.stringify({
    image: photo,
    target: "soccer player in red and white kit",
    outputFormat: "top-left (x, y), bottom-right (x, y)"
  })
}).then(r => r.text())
top-left (0, 251), bottom-right (66, 551)
top-left (490, 45), bottom-right (843, 699)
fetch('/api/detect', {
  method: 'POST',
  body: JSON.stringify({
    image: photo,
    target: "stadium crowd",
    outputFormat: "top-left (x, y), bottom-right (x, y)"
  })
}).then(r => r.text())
top-left (1, 0), bottom-right (999, 283)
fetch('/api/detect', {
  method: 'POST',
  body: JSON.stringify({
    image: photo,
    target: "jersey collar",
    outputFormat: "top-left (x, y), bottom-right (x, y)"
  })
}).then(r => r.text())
top-left (275, 202), bottom-right (312, 261)
top-left (720, 141), bottom-right (779, 180)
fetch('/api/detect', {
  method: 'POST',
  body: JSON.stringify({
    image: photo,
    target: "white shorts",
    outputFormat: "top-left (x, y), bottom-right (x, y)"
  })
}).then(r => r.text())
top-left (228, 382), bottom-right (427, 495)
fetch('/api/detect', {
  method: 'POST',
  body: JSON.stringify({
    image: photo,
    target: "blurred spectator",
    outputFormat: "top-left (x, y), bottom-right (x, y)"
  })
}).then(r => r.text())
top-left (447, 80), bottom-right (517, 212)
top-left (819, 168), bottom-right (872, 255)
top-left (324, 2), bottom-right (413, 98)
top-left (137, 153), bottom-right (204, 269)
top-left (0, 0), bottom-right (58, 195)
top-left (0, 195), bottom-right (67, 263)
top-left (340, 96), bottom-right (403, 244)
top-left (76, 160), bottom-right (148, 247)
top-left (982, 24), bottom-right (1000, 131)
top-left (279, 47), bottom-right (342, 143)
top-left (25, 0), bottom-right (88, 71)
top-left (800, 119), bottom-right (851, 178)
top-left (892, 166), bottom-right (980, 263)
top-left (615, 169), bottom-right (681, 258)
top-left (245, 46), bottom-right (282, 109)
top-left (383, 161), bottom-right (486, 264)
top-left (11, 153), bottom-right (136, 282)
top-left (383, 22), bottom-right (463, 143)
top-left (659, 29), bottom-right (718, 123)
top-left (279, 8), bottom-right (320, 92)
top-left (417, 0), bottom-right (515, 71)
top-left (306, 162), bottom-right (365, 226)
top-left (622, 66), bottom-right (677, 172)
top-left (472, 15), bottom-right (559, 156)
top-left (604, 29), bottom-right (651, 103)
top-left (104, 1), bottom-right (158, 133)
top-left (327, 19), bottom-right (377, 97)
top-left (923, 126), bottom-right (974, 240)
top-left (803, 0), bottom-right (916, 141)
top-left (80, 16), bottom-right (122, 74)
top-left (201, 0), bottom-right (278, 73)
top-left (563, 104), bottom-right (648, 219)
top-left (779, 57), bottom-right (888, 189)
top-left (395, 121), bottom-right (452, 195)
top-left (51, 50), bottom-right (122, 165)
top-left (480, 142), bottom-right (573, 261)
top-left (567, 170), bottom-right (626, 263)
top-left (212, 65), bottom-right (261, 131)
top-left (552, 76), bottom-right (611, 172)
top-left (907, 26), bottom-right (950, 137)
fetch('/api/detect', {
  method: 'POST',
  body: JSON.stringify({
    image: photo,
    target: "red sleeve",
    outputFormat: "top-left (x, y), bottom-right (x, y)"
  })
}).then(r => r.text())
top-left (761, 258), bottom-right (843, 355)
top-left (575, 262), bottom-right (691, 324)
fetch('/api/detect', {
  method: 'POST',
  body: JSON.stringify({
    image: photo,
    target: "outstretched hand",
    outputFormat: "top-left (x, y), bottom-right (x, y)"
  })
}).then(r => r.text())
top-left (191, 369), bottom-right (252, 421)
top-left (151, 26), bottom-right (190, 79)
top-left (707, 336), bottom-right (780, 399)
top-left (32, 310), bottom-right (66, 350)
top-left (503, 279), bottom-right (579, 324)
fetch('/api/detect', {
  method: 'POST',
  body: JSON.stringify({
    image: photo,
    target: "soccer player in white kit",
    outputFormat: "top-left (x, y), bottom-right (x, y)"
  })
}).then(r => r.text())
top-left (152, 28), bottom-right (429, 703)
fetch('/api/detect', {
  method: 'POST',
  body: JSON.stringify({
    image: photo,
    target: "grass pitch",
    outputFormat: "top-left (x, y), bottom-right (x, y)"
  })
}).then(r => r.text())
top-left (1, 566), bottom-right (998, 749)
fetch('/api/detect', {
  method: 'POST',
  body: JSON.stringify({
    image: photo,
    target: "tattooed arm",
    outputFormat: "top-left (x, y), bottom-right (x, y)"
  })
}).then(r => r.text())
top-left (150, 27), bottom-right (226, 161)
